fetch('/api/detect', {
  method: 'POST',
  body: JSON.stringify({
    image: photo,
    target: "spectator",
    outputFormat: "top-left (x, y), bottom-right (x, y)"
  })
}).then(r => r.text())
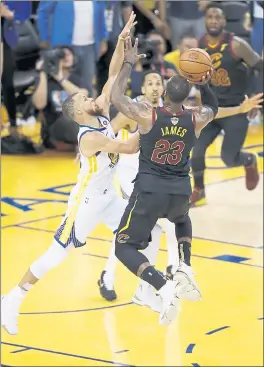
top-left (164, 32), bottom-right (198, 73)
top-left (251, 1), bottom-right (264, 56)
top-left (33, 47), bottom-right (88, 151)
top-left (126, 30), bottom-right (176, 98)
top-left (168, 0), bottom-right (210, 49)
top-left (133, 0), bottom-right (170, 39)
top-left (37, 1), bottom-right (108, 97)
top-left (97, 1), bottom-right (133, 94)
top-left (1, 1), bottom-right (32, 135)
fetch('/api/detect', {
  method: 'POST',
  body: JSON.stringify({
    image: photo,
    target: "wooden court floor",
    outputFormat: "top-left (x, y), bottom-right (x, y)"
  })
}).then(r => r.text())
top-left (1, 124), bottom-right (263, 366)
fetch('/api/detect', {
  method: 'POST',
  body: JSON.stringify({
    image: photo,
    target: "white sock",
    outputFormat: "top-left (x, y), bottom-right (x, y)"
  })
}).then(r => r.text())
top-left (164, 221), bottom-right (179, 269)
top-left (103, 235), bottom-right (117, 289)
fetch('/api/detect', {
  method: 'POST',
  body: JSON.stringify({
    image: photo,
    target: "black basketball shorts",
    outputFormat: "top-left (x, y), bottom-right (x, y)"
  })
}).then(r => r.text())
top-left (116, 183), bottom-right (190, 249)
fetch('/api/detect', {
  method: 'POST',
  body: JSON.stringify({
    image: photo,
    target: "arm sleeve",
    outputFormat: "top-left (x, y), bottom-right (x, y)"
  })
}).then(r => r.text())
top-left (199, 84), bottom-right (219, 117)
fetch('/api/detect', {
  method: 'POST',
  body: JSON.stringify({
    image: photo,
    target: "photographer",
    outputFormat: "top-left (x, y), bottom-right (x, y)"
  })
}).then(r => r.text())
top-left (33, 46), bottom-right (88, 151)
top-left (126, 30), bottom-right (176, 98)
top-left (37, 1), bottom-right (108, 98)
top-left (1, 1), bottom-right (32, 135)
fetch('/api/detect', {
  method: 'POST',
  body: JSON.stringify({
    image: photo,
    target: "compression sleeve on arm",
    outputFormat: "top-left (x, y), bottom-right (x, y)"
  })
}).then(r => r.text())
top-left (199, 84), bottom-right (219, 117)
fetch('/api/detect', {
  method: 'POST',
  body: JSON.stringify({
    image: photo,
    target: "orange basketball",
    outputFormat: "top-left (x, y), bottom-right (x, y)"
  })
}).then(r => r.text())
top-left (179, 48), bottom-right (212, 83)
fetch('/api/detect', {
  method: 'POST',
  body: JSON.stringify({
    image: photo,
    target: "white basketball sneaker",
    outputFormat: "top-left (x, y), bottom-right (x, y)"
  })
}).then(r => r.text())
top-left (174, 262), bottom-right (201, 301)
top-left (132, 283), bottom-right (162, 313)
top-left (1, 294), bottom-right (20, 335)
top-left (158, 280), bottom-right (181, 326)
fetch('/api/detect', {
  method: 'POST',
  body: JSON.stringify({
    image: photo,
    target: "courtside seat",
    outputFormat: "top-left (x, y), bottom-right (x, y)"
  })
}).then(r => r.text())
top-left (13, 19), bottom-right (40, 90)
top-left (221, 1), bottom-right (250, 42)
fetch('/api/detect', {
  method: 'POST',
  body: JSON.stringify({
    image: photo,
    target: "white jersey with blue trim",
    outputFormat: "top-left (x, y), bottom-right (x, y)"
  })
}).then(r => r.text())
top-left (77, 115), bottom-right (119, 193)
top-left (117, 96), bottom-right (163, 194)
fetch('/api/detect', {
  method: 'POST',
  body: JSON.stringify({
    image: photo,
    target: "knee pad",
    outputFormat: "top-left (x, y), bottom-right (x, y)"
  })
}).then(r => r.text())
top-left (30, 240), bottom-right (71, 279)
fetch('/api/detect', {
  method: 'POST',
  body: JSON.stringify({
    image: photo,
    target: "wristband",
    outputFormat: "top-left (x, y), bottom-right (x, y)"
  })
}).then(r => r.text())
top-left (124, 61), bottom-right (133, 68)
top-left (58, 77), bottom-right (66, 84)
top-left (119, 36), bottom-right (126, 41)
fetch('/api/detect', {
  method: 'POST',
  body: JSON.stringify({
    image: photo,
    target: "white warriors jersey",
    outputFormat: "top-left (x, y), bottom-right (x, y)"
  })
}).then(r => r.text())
top-left (77, 115), bottom-right (119, 194)
top-left (117, 96), bottom-right (163, 191)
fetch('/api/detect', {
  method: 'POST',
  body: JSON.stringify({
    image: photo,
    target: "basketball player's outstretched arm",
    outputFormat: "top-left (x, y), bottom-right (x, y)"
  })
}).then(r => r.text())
top-left (79, 130), bottom-right (140, 157)
top-left (109, 12), bottom-right (137, 78)
top-left (215, 93), bottom-right (264, 119)
top-left (111, 38), bottom-right (153, 130)
top-left (100, 11), bottom-right (137, 105)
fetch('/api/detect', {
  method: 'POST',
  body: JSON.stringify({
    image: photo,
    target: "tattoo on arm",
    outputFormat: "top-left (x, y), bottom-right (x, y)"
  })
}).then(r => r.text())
top-left (193, 105), bottom-right (214, 135)
top-left (111, 63), bottom-right (152, 125)
top-left (114, 95), bottom-right (152, 123)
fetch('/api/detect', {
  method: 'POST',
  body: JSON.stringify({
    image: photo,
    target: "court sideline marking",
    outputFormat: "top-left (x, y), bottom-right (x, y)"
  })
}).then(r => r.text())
top-left (1, 341), bottom-right (134, 367)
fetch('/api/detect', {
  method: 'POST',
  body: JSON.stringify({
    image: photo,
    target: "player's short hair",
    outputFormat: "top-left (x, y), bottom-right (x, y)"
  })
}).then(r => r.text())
top-left (146, 29), bottom-right (164, 39)
top-left (142, 70), bottom-right (164, 85)
top-left (179, 31), bottom-right (197, 43)
top-left (165, 75), bottom-right (191, 104)
top-left (205, 2), bottom-right (225, 16)
top-left (62, 92), bottom-right (78, 120)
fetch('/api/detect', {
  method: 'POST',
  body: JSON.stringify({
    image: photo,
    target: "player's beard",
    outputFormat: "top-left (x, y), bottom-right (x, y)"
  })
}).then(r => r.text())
top-left (150, 94), bottom-right (159, 106)
top-left (86, 108), bottom-right (104, 117)
top-left (206, 26), bottom-right (223, 37)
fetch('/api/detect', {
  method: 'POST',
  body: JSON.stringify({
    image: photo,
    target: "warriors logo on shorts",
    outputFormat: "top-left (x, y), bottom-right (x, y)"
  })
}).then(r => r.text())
top-left (108, 153), bottom-right (119, 168)
top-left (117, 233), bottom-right (130, 243)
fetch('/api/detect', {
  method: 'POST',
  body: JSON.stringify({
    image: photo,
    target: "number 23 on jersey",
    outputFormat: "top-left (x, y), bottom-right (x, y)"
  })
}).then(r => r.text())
top-left (151, 139), bottom-right (185, 165)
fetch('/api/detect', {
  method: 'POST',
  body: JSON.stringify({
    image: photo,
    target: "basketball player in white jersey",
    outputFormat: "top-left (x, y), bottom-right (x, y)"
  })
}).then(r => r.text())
top-left (98, 70), bottom-right (264, 308)
top-left (1, 12), bottom-right (147, 336)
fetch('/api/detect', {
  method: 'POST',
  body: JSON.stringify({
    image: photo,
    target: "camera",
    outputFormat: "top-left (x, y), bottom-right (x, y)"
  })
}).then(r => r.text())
top-left (42, 48), bottom-right (66, 76)
top-left (137, 34), bottom-right (161, 70)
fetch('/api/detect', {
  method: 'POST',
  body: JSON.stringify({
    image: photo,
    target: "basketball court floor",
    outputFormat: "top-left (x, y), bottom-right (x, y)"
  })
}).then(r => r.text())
top-left (1, 124), bottom-right (263, 366)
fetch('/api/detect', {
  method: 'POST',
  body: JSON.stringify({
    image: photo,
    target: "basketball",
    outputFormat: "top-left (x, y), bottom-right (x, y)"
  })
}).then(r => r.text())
top-left (179, 48), bottom-right (212, 83)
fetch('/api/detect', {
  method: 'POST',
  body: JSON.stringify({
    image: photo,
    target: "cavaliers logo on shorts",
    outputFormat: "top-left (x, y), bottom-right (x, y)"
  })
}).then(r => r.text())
top-left (117, 233), bottom-right (130, 243)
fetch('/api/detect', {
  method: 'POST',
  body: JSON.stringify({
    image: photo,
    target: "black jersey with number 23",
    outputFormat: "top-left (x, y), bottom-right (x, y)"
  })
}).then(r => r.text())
top-left (137, 106), bottom-right (196, 195)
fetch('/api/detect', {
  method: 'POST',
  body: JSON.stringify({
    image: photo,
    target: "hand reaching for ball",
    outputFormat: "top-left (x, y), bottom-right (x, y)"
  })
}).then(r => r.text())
top-left (179, 48), bottom-right (213, 85)
top-left (187, 68), bottom-right (214, 86)
top-left (119, 11), bottom-right (137, 40)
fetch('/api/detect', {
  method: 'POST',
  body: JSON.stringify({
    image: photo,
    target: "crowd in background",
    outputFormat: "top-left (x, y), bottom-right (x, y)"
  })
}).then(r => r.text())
top-left (1, 0), bottom-right (263, 153)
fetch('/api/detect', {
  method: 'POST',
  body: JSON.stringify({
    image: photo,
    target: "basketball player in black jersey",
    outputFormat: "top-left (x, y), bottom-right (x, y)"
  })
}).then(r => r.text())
top-left (191, 3), bottom-right (263, 206)
top-left (111, 37), bottom-right (218, 326)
